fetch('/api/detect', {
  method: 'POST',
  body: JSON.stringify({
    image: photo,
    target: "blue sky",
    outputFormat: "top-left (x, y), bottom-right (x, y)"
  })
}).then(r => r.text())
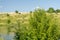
top-left (0, 0), bottom-right (60, 12)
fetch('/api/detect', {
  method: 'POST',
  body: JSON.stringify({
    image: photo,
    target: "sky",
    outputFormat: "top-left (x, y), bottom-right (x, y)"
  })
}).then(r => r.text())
top-left (0, 0), bottom-right (60, 12)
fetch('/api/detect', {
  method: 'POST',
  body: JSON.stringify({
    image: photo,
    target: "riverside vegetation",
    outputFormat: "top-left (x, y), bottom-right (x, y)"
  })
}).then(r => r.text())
top-left (0, 8), bottom-right (60, 40)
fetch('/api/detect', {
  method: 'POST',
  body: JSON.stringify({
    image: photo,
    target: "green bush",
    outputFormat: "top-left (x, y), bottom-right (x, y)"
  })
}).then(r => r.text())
top-left (47, 7), bottom-right (55, 13)
top-left (14, 9), bottom-right (59, 40)
top-left (29, 9), bottom-right (59, 40)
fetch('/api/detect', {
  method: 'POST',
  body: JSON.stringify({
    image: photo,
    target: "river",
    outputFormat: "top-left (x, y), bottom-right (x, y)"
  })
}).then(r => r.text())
top-left (0, 34), bottom-right (14, 40)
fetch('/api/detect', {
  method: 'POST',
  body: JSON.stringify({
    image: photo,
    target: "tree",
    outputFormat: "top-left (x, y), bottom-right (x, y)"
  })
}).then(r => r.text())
top-left (47, 7), bottom-right (55, 13)
top-left (55, 9), bottom-right (60, 13)
top-left (15, 10), bottom-right (19, 13)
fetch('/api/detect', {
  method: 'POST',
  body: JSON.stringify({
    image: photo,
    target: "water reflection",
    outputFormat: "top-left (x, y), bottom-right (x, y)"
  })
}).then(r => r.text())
top-left (0, 34), bottom-right (14, 40)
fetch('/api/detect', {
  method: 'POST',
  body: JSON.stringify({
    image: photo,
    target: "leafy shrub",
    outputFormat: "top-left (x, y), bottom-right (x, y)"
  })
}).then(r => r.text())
top-left (29, 9), bottom-right (58, 40)
top-left (14, 8), bottom-right (59, 40)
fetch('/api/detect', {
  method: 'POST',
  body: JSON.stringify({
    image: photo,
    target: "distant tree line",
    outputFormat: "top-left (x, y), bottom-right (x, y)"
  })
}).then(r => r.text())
top-left (47, 7), bottom-right (60, 13)
top-left (15, 8), bottom-right (60, 14)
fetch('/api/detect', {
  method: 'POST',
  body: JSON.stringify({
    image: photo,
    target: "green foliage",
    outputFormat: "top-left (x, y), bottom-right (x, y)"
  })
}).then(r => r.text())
top-left (29, 9), bottom-right (59, 40)
top-left (0, 8), bottom-right (60, 40)
top-left (14, 9), bottom-right (59, 40)
top-left (47, 7), bottom-right (55, 13)
top-left (15, 10), bottom-right (19, 13)
top-left (55, 9), bottom-right (60, 13)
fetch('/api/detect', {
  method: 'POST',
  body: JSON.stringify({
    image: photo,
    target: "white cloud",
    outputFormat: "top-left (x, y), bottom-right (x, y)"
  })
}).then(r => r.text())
top-left (36, 6), bottom-right (40, 9)
top-left (33, 6), bottom-right (40, 10)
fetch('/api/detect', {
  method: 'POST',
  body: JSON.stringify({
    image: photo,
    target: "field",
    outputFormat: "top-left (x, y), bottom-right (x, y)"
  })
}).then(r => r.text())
top-left (0, 12), bottom-right (30, 34)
